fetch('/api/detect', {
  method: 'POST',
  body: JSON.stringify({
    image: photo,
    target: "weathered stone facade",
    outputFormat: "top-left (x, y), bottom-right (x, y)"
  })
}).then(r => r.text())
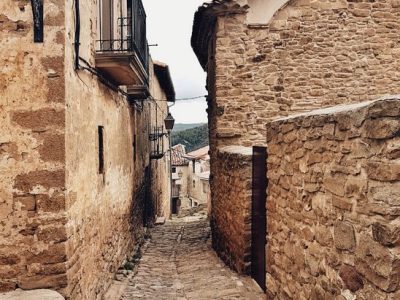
top-left (191, 0), bottom-right (400, 296)
top-left (1, 1), bottom-right (173, 299)
top-left (149, 63), bottom-right (172, 220)
top-left (266, 97), bottom-right (400, 299)
top-left (211, 146), bottom-right (253, 274)
top-left (193, 0), bottom-right (400, 148)
top-left (186, 146), bottom-right (210, 210)
top-left (0, 0), bottom-right (67, 294)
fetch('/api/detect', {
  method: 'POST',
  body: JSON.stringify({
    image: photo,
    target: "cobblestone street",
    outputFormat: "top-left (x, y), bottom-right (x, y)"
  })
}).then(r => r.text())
top-left (120, 217), bottom-right (264, 300)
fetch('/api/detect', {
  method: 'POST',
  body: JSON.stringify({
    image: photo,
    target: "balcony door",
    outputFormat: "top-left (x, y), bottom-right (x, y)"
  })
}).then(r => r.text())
top-left (98, 0), bottom-right (114, 51)
top-left (127, 0), bottom-right (133, 50)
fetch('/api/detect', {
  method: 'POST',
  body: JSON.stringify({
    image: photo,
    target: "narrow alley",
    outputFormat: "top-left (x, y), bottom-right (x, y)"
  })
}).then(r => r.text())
top-left (119, 215), bottom-right (264, 300)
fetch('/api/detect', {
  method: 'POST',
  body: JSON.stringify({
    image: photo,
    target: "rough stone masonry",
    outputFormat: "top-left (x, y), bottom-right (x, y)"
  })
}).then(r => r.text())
top-left (0, 1), bottom-right (173, 299)
top-left (191, 1), bottom-right (400, 296)
top-left (266, 97), bottom-right (400, 299)
top-left (211, 146), bottom-right (253, 274)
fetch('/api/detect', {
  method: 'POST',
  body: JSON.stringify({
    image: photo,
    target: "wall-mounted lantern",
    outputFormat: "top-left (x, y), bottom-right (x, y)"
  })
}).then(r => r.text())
top-left (164, 112), bottom-right (175, 132)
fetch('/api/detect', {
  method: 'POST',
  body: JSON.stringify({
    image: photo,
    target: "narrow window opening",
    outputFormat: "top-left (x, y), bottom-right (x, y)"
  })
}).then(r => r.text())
top-left (98, 126), bottom-right (105, 174)
top-left (133, 134), bottom-right (137, 162)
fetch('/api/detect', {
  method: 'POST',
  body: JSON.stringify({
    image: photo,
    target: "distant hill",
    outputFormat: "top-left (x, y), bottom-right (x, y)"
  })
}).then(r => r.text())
top-left (173, 123), bottom-right (206, 132)
top-left (172, 124), bottom-right (209, 153)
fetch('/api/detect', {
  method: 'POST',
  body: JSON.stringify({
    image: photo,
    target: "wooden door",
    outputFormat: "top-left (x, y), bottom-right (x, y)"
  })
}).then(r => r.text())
top-left (251, 146), bottom-right (267, 292)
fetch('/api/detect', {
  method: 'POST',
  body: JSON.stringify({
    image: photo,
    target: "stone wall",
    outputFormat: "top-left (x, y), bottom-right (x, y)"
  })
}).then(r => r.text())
top-left (1, 1), bottom-right (172, 298)
top-left (203, 0), bottom-right (400, 149)
top-left (211, 146), bottom-right (252, 274)
top-left (64, 2), bottom-right (173, 297)
top-left (266, 96), bottom-right (400, 299)
top-left (0, 0), bottom-right (67, 293)
top-left (149, 65), bottom-right (171, 220)
top-left (63, 1), bottom-right (151, 297)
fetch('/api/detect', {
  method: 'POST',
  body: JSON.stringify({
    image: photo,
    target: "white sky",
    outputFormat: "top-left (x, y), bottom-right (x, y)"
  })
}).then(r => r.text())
top-left (143, 0), bottom-right (208, 124)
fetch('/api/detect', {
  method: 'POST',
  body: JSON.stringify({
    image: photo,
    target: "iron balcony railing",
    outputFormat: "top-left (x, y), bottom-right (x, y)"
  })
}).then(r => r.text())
top-left (96, 0), bottom-right (149, 74)
top-left (149, 126), bottom-right (166, 160)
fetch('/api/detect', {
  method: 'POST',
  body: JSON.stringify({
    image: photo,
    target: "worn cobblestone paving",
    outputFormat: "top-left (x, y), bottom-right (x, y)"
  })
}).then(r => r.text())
top-left (120, 217), bottom-right (264, 300)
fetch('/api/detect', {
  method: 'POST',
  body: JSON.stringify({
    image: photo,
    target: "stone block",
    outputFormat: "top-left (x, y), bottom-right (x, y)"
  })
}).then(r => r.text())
top-left (324, 176), bottom-right (347, 197)
top-left (37, 226), bottom-right (67, 243)
top-left (27, 262), bottom-right (67, 276)
top-left (368, 182), bottom-right (400, 206)
top-left (36, 194), bottom-right (66, 213)
top-left (12, 108), bottom-right (65, 131)
top-left (339, 264), bottom-right (364, 293)
top-left (0, 282), bottom-right (17, 293)
top-left (365, 162), bottom-right (400, 182)
top-left (385, 139), bottom-right (400, 159)
top-left (315, 226), bottom-right (333, 247)
top-left (372, 221), bottom-right (400, 247)
top-left (332, 196), bottom-right (353, 211)
top-left (0, 253), bottom-right (20, 265)
top-left (364, 118), bottom-right (400, 139)
top-left (18, 274), bottom-right (67, 290)
top-left (38, 134), bottom-right (65, 162)
top-left (13, 195), bottom-right (36, 211)
top-left (27, 243), bottom-right (67, 265)
top-left (356, 234), bottom-right (400, 292)
top-left (14, 170), bottom-right (65, 193)
top-left (334, 222), bottom-right (356, 251)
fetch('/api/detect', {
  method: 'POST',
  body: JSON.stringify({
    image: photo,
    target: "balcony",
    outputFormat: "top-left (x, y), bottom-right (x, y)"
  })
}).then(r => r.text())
top-left (150, 126), bottom-right (166, 160)
top-left (95, 0), bottom-right (149, 99)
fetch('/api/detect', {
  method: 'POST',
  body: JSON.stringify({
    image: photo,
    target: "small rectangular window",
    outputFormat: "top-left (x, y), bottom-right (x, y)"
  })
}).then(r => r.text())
top-left (172, 167), bottom-right (176, 173)
top-left (203, 182), bottom-right (208, 194)
top-left (98, 126), bottom-right (104, 174)
top-left (133, 134), bottom-right (137, 162)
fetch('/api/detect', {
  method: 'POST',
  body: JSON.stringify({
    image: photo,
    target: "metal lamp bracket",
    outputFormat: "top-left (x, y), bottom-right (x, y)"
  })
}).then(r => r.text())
top-left (31, 0), bottom-right (44, 42)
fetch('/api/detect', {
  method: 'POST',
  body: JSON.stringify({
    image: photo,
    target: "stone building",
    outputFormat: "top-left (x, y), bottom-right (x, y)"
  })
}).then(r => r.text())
top-left (185, 146), bottom-right (211, 210)
top-left (0, 0), bottom-right (174, 298)
top-left (171, 144), bottom-right (190, 214)
top-left (192, 0), bottom-right (400, 298)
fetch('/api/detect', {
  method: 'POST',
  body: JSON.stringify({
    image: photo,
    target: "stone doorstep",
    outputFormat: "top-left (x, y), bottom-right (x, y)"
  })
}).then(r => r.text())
top-left (0, 289), bottom-right (64, 300)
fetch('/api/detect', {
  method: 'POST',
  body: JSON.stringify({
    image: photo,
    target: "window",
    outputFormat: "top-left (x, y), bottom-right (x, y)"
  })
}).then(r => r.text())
top-left (192, 160), bottom-right (195, 173)
top-left (202, 182), bottom-right (208, 194)
top-left (193, 180), bottom-right (196, 188)
top-left (98, 0), bottom-right (113, 51)
top-left (98, 126), bottom-right (105, 174)
top-left (172, 167), bottom-right (176, 173)
top-left (133, 134), bottom-right (137, 162)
